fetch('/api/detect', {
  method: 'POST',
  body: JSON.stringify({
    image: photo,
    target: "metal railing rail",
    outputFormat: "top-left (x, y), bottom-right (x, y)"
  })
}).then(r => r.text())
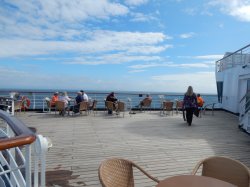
top-left (202, 103), bottom-right (217, 116)
top-left (216, 43), bottom-right (250, 72)
top-left (239, 92), bottom-right (250, 121)
top-left (0, 110), bottom-right (50, 187)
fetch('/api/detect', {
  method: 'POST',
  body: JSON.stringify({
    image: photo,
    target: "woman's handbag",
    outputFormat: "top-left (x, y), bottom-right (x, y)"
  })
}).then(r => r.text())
top-left (194, 107), bottom-right (199, 117)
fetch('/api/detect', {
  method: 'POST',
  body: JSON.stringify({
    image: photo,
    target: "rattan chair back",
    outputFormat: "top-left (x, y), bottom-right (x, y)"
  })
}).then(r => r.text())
top-left (55, 101), bottom-right (65, 113)
top-left (89, 100), bottom-right (98, 115)
top-left (192, 156), bottom-right (250, 187)
top-left (176, 100), bottom-right (183, 113)
top-left (141, 99), bottom-right (152, 112)
top-left (79, 101), bottom-right (88, 115)
top-left (14, 100), bottom-right (22, 113)
top-left (142, 99), bottom-right (152, 107)
top-left (99, 158), bottom-right (159, 187)
top-left (163, 101), bottom-right (173, 110)
top-left (118, 101), bottom-right (125, 117)
top-left (105, 101), bottom-right (114, 112)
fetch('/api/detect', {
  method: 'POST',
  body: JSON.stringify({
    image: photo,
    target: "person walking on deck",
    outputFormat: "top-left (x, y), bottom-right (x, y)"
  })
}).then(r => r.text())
top-left (183, 86), bottom-right (197, 126)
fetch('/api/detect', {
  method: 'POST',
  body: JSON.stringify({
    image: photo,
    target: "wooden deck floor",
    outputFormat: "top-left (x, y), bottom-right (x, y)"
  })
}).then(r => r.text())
top-left (17, 110), bottom-right (250, 187)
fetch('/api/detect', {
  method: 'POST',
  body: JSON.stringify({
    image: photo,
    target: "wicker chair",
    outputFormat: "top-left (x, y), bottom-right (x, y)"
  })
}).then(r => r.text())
top-left (14, 100), bottom-right (22, 114)
top-left (105, 101), bottom-right (116, 114)
top-left (44, 97), bottom-right (55, 113)
top-left (55, 101), bottom-right (66, 116)
top-left (162, 101), bottom-right (174, 116)
top-left (192, 156), bottom-right (250, 187)
top-left (140, 99), bottom-right (152, 112)
top-left (175, 100), bottom-right (183, 114)
top-left (99, 158), bottom-right (159, 187)
top-left (88, 100), bottom-right (98, 116)
top-left (117, 101), bottom-right (126, 117)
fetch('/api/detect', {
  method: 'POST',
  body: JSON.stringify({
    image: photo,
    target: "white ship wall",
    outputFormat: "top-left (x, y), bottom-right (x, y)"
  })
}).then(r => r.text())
top-left (217, 66), bottom-right (250, 114)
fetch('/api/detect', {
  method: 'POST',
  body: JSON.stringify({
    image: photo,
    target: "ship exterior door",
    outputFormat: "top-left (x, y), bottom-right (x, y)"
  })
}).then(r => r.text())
top-left (217, 81), bottom-right (223, 103)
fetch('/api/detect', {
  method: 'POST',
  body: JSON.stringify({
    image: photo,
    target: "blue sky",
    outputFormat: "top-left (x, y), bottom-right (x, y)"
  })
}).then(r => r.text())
top-left (1, 0), bottom-right (250, 94)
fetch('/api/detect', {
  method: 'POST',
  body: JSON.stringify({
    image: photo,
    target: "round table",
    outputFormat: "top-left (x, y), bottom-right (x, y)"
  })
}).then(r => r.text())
top-left (156, 175), bottom-right (236, 187)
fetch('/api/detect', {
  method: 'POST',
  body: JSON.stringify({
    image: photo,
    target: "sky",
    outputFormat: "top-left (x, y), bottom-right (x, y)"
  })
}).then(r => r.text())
top-left (1, 0), bottom-right (250, 94)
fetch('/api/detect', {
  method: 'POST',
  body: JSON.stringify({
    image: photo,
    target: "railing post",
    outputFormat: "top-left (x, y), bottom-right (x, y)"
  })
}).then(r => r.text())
top-left (34, 135), bottom-right (50, 187)
top-left (25, 145), bottom-right (32, 187)
top-left (33, 92), bottom-right (36, 110)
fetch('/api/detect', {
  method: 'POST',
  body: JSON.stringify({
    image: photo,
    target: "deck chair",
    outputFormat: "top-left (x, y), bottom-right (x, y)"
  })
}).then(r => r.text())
top-left (88, 100), bottom-right (98, 116)
top-left (14, 100), bottom-right (22, 115)
top-left (175, 100), bottom-right (183, 114)
top-left (192, 156), bottom-right (250, 187)
top-left (162, 101), bottom-right (174, 116)
top-left (44, 97), bottom-right (55, 113)
top-left (98, 158), bottom-right (159, 187)
top-left (55, 101), bottom-right (66, 116)
top-left (117, 101), bottom-right (125, 118)
top-left (105, 101), bottom-right (115, 115)
top-left (140, 99), bottom-right (152, 112)
top-left (79, 101), bottom-right (88, 115)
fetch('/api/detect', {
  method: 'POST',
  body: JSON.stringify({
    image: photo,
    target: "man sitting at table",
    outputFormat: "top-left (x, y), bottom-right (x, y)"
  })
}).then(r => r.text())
top-left (70, 92), bottom-right (83, 113)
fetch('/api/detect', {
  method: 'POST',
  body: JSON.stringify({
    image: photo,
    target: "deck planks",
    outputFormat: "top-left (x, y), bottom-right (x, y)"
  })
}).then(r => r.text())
top-left (18, 110), bottom-right (250, 187)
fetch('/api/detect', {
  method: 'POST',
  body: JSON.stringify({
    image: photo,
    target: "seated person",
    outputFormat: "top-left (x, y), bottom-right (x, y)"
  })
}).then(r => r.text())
top-left (106, 92), bottom-right (118, 114)
top-left (80, 90), bottom-right (89, 102)
top-left (13, 92), bottom-right (22, 101)
top-left (197, 94), bottom-right (204, 108)
top-left (59, 91), bottom-right (71, 109)
top-left (51, 92), bottom-right (59, 107)
top-left (138, 94), bottom-right (152, 110)
top-left (70, 92), bottom-right (84, 113)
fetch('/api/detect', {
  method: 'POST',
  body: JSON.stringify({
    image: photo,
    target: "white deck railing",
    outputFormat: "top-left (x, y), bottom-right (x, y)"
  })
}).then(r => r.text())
top-left (0, 110), bottom-right (51, 187)
top-left (216, 43), bottom-right (250, 72)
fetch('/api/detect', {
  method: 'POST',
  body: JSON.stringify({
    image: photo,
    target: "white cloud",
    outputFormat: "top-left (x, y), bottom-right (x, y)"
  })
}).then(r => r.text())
top-left (179, 32), bottom-right (195, 39)
top-left (128, 62), bottom-right (213, 69)
top-left (66, 54), bottom-right (162, 65)
top-left (125, 0), bottom-right (148, 6)
top-left (151, 71), bottom-right (216, 93)
top-left (178, 55), bottom-right (223, 60)
top-left (0, 31), bottom-right (168, 58)
top-left (130, 12), bottom-right (157, 22)
top-left (209, 0), bottom-right (250, 22)
top-left (0, 0), bottom-right (129, 40)
top-left (128, 69), bottom-right (146, 73)
top-left (184, 8), bottom-right (197, 16)
top-left (4, 0), bottom-right (129, 22)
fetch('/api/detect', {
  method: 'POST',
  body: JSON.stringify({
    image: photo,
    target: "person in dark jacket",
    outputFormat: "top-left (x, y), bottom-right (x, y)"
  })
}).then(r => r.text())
top-left (106, 92), bottom-right (118, 114)
top-left (70, 92), bottom-right (83, 113)
top-left (183, 86), bottom-right (197, 126)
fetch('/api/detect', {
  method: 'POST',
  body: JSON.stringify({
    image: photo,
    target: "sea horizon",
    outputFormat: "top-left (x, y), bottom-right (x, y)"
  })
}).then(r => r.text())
top-left (0, 88), bottom-right (217, 96)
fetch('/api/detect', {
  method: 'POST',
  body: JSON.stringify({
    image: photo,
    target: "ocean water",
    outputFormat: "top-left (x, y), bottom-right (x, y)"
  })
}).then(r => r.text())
top-left (0, 89), bottom-right (218, 110)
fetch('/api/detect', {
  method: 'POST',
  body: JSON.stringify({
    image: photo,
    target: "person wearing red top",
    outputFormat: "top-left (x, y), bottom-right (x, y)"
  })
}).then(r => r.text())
top-left (51, 92), bottom-right (59, 107)
top-left (197, 94), bottom-right (204, 107)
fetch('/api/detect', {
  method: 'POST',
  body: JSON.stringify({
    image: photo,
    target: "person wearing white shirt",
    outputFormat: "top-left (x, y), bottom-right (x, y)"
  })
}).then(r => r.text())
top-left (80, 90), bottom-right (88, 102)
top-left (59, 92), bottom-right (71, 108)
